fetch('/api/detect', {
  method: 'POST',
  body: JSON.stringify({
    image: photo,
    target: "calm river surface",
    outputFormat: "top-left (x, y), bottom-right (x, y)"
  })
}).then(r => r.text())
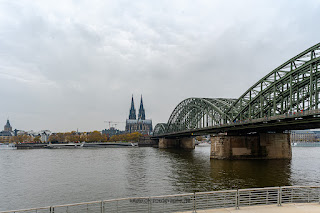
top-left (0, 146), bottom-right (319, 211)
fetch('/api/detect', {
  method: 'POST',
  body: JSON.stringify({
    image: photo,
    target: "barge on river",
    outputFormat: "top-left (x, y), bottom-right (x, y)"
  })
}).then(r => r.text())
top-left (45, 142), bottom-right (137, 149)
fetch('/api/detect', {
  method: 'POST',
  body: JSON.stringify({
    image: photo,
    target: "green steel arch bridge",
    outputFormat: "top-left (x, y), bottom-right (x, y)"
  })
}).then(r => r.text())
top-left (154, 43), bottom-right (320, 139)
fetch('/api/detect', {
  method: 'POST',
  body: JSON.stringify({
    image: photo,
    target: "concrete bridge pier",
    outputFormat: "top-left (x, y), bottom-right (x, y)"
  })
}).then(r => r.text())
top-left (159, 137), bottom-right (195, 149)
top-left (210, 133), bottom-right (292, 159)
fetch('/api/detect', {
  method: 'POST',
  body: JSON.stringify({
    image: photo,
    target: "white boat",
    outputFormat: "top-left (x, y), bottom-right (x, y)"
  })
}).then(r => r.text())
top-left (45, 142), bottom-right (84, 149)
top-left (0, 143), bottom-right (17, 150)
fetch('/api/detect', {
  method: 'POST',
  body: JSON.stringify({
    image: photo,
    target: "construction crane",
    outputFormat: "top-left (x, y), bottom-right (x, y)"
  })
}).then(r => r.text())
top-left (104, 121), bottom-right (125, 129)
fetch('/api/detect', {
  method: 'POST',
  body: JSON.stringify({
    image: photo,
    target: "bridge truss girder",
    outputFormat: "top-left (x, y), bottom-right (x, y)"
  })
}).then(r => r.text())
top-left (154, 42), bottom-right (320, 136)
top-left (228, 43), bottom-right (320, 121)
top-left (164, 98), bottom-right (236, 133)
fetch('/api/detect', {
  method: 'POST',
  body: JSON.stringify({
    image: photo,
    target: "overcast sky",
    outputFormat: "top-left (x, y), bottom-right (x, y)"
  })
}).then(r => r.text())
top-left (0, 0), bottom-right (319, 132)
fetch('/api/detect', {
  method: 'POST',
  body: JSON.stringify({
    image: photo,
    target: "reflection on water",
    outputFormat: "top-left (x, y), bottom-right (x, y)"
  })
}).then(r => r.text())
top-left (209, 159), bottom-right (291, 189)
top-left (160, 147), bottom-right (291, 193)
top-left (0, 146), bottom-right (319, 211)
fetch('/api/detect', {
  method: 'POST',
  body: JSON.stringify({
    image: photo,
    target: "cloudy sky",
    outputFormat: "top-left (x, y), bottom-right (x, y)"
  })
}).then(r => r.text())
top-left (0, 0), bottom-right (319, 132)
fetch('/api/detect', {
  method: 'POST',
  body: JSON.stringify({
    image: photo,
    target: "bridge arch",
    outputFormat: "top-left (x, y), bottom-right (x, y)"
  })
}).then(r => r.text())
top-left (154, 123), bottom-right (168, 135)
top-left (166, 98), bottom-right (236, 133)
top-left (227, 42), bottom-right (320, 121)
top-left (154, 42), bottom-right (320, 136)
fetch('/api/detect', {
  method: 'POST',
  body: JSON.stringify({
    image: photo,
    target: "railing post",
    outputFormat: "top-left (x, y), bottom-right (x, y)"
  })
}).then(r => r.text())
top-left (117, 200), bottom-right (119, 213)
top-left (193, 192), bottom-right (197, 213)
top-left (236, 189), bottom-right (239, 209)
top-left (278, 187), bottom-right (282, 206)
top-left (148, 197), bottom-right (151, 213)
top-left (101, 200), bottom-right (104, 213)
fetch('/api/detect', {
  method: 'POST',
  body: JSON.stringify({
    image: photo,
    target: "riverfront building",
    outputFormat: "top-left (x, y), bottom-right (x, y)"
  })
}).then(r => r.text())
top-left (125, 95), bottom-right (153, 135)
top-left (290, 130), bottom-right (320, 143)
top-left (102, 127), bottom-right (125, 137)
top-left (0, 120), bottom-right (14, 143)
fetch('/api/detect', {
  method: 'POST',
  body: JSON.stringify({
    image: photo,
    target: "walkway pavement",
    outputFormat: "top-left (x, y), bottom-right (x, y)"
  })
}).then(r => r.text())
top-left (181, 203), bottom-right (320, 213)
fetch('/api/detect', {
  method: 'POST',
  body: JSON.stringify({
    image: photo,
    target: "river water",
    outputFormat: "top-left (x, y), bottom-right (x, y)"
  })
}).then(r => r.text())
top-left (0, 146), bottom-right (319, 211)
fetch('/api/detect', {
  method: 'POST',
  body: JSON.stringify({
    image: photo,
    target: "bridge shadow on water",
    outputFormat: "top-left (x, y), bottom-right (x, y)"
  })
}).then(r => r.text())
top-left (157, 147), bottom-right (292, 194)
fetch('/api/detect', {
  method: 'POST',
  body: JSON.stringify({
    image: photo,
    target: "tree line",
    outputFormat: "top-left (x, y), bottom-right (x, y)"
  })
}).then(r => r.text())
top-left (10, 131), bottom-right (143, 143)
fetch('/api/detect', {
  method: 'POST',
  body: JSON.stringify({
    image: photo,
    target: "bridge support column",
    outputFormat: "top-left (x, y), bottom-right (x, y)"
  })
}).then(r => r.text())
top-left (180, 137), bottom-right (195, 149)
top-left (159, 138), bottom-right (179, 148)
top-left (159, 137), bottom-right (195, 149)
top-left (210, 133), bottom-right (291, 159)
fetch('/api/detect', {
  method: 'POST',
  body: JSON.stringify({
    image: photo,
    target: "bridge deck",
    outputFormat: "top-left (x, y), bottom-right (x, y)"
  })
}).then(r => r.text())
top-left (180, 203), bottom-right (320, 213)
top-left (154, 109), bottom-right (320, 138)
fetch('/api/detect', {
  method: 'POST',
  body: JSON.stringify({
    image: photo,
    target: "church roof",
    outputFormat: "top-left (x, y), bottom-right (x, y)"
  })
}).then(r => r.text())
top-left (4, 119), bottom-right (11, 128)
top-left (126, 119), bottom-right (152, 124)
top-left (0, 131), bottom-right (13, 136)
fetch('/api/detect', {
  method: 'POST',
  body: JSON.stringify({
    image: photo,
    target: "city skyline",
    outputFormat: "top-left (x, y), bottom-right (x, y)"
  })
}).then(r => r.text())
top-left (0, 94), bottom-right (151, 133)
top-left (0, 1), bottom-right (319, 132)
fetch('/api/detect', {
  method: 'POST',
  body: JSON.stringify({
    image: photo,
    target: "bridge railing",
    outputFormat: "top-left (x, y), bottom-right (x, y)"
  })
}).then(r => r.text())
top-left (155, 108), bottom-right (320, 136)
top-left (232, 108), bottom-right (320, 126)
top-left (2, 186), bottom-right (320, 213)
top-left (215, 108), bottom-right (320, 129)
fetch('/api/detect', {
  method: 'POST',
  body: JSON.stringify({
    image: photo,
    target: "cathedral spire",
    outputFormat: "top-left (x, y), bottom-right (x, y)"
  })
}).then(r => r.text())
top-left (138, 94), bottom-right (146, 120)
top-left (129, 95), bottom-right (136, 119)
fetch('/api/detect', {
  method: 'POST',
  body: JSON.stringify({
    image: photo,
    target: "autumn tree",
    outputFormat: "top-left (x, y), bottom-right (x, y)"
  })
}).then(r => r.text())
top-left (109, 132), bottom-right (142, 142)
top-left (48, 133), bottom-right (65, 143)
top-left (80, 134), bottom-right (87, 142)
top-left (34, 136), bottom-right (41, 143)
top-left (87, 131), bottom-right (103, 142)
top-left (101, 134), bottom-right (108, 142)
top-left (48, 134), bottom-right (58, 143)
top-left (64, 132), bottom-right (72, 142)
top-left (10, 134), bottom-right (32, 143)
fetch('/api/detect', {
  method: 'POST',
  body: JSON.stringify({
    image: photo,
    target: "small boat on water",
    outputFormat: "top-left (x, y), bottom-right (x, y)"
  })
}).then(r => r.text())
top-left (0, 143), bottom-right (17, 150)
top-left (45, 142), bottom-right (84, 149)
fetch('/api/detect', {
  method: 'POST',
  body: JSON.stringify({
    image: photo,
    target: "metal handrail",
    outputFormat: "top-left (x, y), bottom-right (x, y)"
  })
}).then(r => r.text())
top-left (52, 200), bottom-right (102, 207)
top-left (1, 186), bottom-right (320, 213)
top-left (196, 189), bottom-right (237, 195)
top-left (0, 206), bottom-right (51, 213)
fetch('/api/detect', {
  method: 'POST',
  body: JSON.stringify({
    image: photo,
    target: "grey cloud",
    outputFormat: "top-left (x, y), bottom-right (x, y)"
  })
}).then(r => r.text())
top-left (0, 0), bottom-right (319, 131)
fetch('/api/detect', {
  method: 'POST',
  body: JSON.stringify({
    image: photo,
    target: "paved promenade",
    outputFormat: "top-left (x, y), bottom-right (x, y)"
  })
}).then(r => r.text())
top-left (181, 203), bottom-right (320, 213)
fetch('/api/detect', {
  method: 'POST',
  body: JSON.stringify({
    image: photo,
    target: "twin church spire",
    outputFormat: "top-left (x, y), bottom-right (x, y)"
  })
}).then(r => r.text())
top-left (129, 95), bottom-right (136, 119)
top-left (129, 95), bottom-right (146, 120)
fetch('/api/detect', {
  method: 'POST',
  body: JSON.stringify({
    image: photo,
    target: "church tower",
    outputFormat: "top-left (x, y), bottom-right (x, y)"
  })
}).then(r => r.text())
top-left (138, 95), bottom-right (146, 120)
top-left (129, 95), bottom-right (136, 119)
top-left (126, 94), bottom-right (152, 134)
top-left (4, 119), bottom-right (12, 132)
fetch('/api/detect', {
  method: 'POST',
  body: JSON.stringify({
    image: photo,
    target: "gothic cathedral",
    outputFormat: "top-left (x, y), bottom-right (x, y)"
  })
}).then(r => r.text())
top-left (125, 95), bottom-right (153, 135)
